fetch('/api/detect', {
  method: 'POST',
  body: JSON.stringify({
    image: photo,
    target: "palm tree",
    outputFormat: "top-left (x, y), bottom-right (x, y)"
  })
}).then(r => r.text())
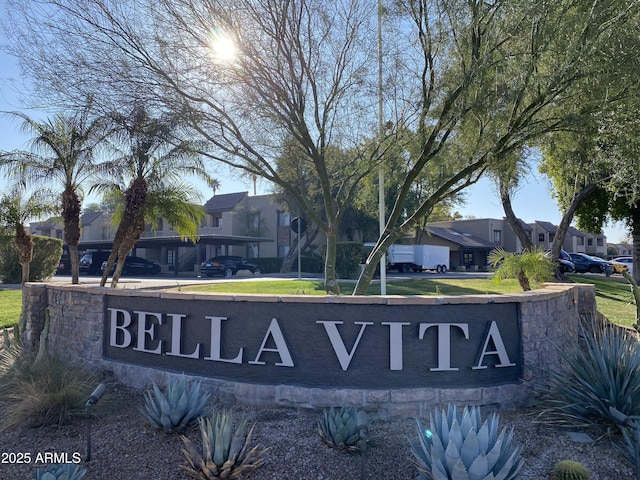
top-left (488, 247), bottom-right (554, 292)
top-left (95, 106), bottom-right (212, 287)
top-left (0, 186), bottom-right (58, 289)
top-left (0, 101), bottom-right (107, 284)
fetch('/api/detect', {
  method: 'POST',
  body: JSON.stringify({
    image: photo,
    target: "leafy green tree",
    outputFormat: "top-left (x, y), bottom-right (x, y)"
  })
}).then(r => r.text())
top-left (94, 106), bottom-right (211, 287)
top-left (354, 0), bottom-right (639, 294)
top-left (498, 0), bottom-right (640, 270)
top-left (0, 101), bottom-right (107, 284)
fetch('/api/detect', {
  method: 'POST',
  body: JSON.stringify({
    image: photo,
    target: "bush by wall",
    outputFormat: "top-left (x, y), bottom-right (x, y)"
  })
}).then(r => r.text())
top-left (335, 242), bottom-right (365, 279)
top-left (0, 235), bottom-right (63, 284)
top-left (253, 256), bottom-right (324, 274)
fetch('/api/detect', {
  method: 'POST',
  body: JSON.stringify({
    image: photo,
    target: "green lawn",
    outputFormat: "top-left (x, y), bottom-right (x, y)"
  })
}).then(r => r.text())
top-left (0, 289), bottom-right (22, 330)
top-left (567, 274), bottom-right (637, 328)
top-left (181, 278), bottom-right (525, 296)
top-left (182, 276), bottom-right (637, 327)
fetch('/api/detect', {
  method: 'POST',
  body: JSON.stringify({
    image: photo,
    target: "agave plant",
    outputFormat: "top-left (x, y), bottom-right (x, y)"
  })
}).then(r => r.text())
top-left (410, 404), bottom-right (523, 480)
top-left (542, 319), bottom-right (640, 429)
top-left (139, 375), bottom-right (209, 433)
top-left (32, 463), bottom-right (87, 480)
top-left (181, 409), bottom-right (266, 479)
top-left (318, 406), bottom-right (369, 451)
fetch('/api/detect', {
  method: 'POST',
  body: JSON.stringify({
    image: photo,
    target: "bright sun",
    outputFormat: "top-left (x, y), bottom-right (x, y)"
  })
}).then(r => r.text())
top-left (210, 34), bottom-right (237, 62)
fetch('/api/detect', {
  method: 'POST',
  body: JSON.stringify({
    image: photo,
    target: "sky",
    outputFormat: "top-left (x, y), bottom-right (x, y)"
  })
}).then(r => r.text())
top-left (0, 19), bottom-right (631, 244)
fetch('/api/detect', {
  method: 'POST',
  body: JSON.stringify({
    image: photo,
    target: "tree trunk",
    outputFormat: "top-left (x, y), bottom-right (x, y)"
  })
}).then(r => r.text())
top-left (500, 185), bottom-right (533, 251)
top-left (622, 271), bottom-right (640, 331)
top-left (110, 217), bottom-right (146, 287)
top-left (632, 203), bottom-right (640, 285)
top-left (354, 229), bottom-right (404, 295)
top-left (324, 227), bottom-right (340, 294)
top-left (100, 177), bottom-right (148, 287)
top-left (62, 188), bottom-right (82, 284)
top-left (15, 225), bottom-right (33, 285)
top-left (549, 183), bottom-right (597, 280)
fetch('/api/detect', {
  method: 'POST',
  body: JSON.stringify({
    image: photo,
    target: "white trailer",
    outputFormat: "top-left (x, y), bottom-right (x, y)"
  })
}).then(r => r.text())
top-left (386, 244), bottom-right (449, 273)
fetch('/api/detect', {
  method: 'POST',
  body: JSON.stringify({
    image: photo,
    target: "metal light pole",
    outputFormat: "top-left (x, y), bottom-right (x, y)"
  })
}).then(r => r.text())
top-left (378, 0), bottom-right (386, 295)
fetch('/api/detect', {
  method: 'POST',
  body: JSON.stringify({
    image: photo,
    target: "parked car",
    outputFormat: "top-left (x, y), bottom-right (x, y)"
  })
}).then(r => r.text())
top-left (557, 250), bottom-right (575, 273)
top-left (101, 256), bottom-right (161, 276)
top-left (590, 256), bottom-right (628, 274)
top-left (56, 249), bottom-right (72, 274)
top-left (568, 253), bottom-right (611, 274)
top-left (79, 251), bottom-right (112, 275)
top-left (200, 256), bottom-right (261, 277)
top-left (612, 256), bottom-right (633, 274)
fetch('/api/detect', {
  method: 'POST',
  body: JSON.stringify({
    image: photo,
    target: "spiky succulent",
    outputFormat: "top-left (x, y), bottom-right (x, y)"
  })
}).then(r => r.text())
top-left (32, 463), bottom-right (86, 480)
top-left (410, 404), bottom-right (523, 480)
top-left (318, 406), bottom-right (369, 451)
top-left (181, 410), bottom-right (266, 479)
top-left (139, 375), bottom-right (209, 433)
top-left (551, 460), bottom-right (591, 480)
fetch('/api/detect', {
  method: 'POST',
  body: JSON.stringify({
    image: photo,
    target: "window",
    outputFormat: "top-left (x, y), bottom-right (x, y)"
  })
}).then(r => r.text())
top-left (278, 211), bottom-right (290, 227)
top-left (249, 212), bottom-right (260, 232)
top-left (213, 214), bottom-right (222, 227)
top-left (55, 229), bottom-right (63, 239)
top-left (538, 233), bottom-right (545, 242)
top-left (597, 238), bottom-right (603, 246)
top-left (493, 229), bottom-right (502, 244)
top-left (587, 238), bottom-right (593, 246)
top-left (463, 252), bottom-right (473, 266)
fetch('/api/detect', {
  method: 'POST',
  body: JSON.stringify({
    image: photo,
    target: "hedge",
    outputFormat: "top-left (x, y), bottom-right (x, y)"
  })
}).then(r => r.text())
top-left (0, 235), bottom-right (63, 284)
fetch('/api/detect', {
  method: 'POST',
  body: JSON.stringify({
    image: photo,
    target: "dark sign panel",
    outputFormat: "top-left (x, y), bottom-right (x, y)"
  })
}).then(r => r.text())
top-left (104, 296), bottom-right (522, 388)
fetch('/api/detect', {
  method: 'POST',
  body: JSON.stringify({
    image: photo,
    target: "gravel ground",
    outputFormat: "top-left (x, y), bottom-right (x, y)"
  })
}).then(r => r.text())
top-left (0, 379), bottom-right (635, 479)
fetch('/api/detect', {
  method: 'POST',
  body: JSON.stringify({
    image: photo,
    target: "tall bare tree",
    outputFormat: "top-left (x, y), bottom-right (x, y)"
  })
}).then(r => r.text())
top-left (4, 0), bottom-right (392, 294)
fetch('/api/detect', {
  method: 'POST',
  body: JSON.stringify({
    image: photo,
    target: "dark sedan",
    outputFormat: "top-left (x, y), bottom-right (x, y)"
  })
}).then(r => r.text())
top-left (101, 256), bottom-right (161, 276)
top-left (568, 253), bottom-right (611, 274)
top-left (200, 256), bottom-right (261, 277)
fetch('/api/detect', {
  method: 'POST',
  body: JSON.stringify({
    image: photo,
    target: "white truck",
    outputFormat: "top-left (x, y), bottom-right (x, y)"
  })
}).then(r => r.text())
top-left (386, 244), bottom-right (450, 273)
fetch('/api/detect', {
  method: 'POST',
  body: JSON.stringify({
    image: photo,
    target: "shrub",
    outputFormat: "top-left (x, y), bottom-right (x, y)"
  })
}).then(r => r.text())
top-left (318, 406), bottom-right (369, 451)
top-left (251, 257), bottom-right (282, 274)
top-left (139, 375), bottom-right (210, 433)
top-left (410, 404), bottom-right (523, 480)
top-left (0, 235), bottom-right (62, 283)
top-left (335, 242), bottom-right (365, 279)
top-left (0, 345), bottom-right (95, 429)
top-left (540, 318), bottom-right (640, 429)
top-left (181, 409), bottom-right (266, 479)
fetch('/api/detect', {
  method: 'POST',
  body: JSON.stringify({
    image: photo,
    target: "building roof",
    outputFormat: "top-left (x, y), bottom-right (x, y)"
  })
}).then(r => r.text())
top-left (534, 220), bottom-right (557, 233)
top-left (425, 226), bottom-right (496, 249)
top-left (81, 211), bottom-right (103, 226)
top-left (203, 192), bottom-right (248, 214)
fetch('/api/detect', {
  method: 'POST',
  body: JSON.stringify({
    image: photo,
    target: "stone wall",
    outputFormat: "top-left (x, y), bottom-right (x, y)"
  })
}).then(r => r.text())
top-left (21, 282), bottom-right (595, 419)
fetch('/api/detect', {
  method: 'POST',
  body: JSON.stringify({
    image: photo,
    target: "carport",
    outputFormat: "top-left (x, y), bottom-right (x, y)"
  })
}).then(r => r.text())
top-left (77, 233), bottom-right (272, 276)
